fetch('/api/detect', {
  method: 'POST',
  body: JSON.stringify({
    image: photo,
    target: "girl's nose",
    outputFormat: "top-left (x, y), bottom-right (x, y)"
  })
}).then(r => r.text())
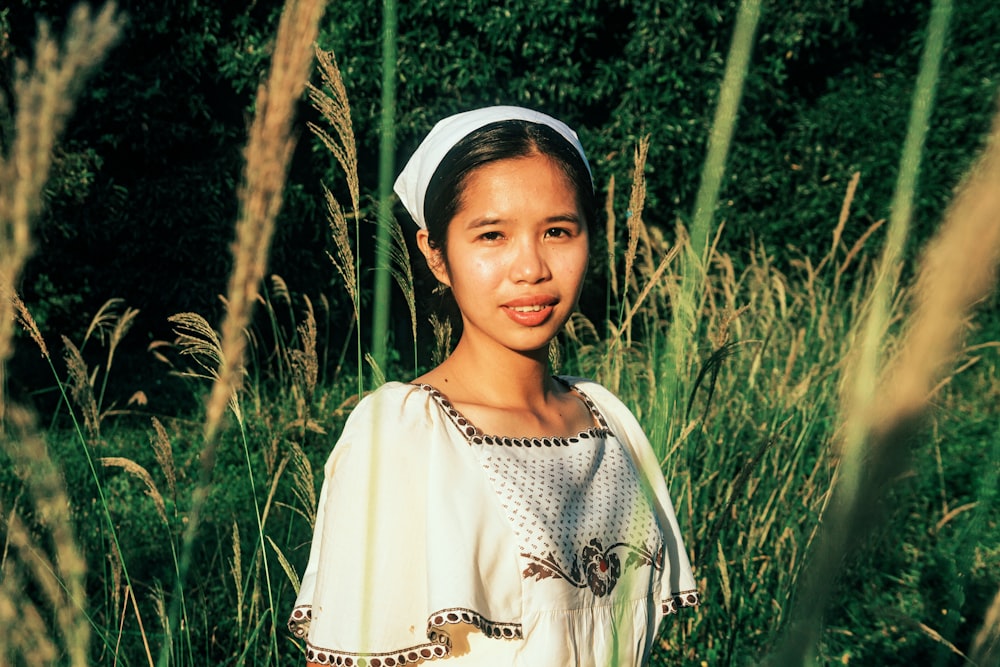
top-left (510, 240), bottom-right (551, 284)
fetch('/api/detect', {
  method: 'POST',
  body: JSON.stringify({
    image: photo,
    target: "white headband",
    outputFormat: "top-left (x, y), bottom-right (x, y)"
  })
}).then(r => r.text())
top-left (393, 106), bottom-right (591, 229)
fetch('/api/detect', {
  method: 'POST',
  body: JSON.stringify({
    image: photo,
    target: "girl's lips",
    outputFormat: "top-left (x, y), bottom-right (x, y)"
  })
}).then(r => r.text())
top-left (502, 295), bottom-right (558, 309)
top-left (501, 295), bottom-right (558, 326)
top-left (502, 303), bottom-right (554, 327)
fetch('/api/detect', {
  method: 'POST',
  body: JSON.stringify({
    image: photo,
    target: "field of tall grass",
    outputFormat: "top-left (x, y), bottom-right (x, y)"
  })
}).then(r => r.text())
top-left (2, 0), bottom-right (999, 665)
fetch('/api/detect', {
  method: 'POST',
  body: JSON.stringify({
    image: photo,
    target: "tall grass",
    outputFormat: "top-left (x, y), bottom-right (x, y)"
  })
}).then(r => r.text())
top-left (0, 4), bottom-right (123, 666)
top-left (161, 0), bottom-right (328, 664)
top-left (1, 0), bottom-right (998, 666)
top-left (0, 1), bottom-right (122, 384)
top-left (655, 0), bottom-right (762, 454)
top-left (308, 47), bottom-right (364, 395)
top-left (371, 0), bottom-right (400, 376)
top-left (772, 1), bottom-right (957, 661)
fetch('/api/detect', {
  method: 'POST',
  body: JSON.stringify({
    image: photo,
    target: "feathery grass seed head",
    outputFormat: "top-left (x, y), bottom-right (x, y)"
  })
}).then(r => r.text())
top-left (10, 288), bottom-right (48, 358)
top-left (61, 336), bottom-right (99, 440)
top-left (100, 457), bottom-right (168, 525)
top-left (205, 0), bottom-right (327, 441)
top-left (150, 417), bottom-right (178, 504)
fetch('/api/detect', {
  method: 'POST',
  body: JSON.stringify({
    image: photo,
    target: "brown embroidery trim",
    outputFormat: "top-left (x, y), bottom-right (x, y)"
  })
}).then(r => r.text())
top-left (288, 605), bottom-right (521, 666)
top-left (427, 607), bottom-right (523, 641)
top-left (521, 538), bottom-right (664, 597)
top-left (552, 376), bottom-right (611, 430)
top-left (418, 377), bottom-right (613, 445)
top-left (662, 590), bottom-right (701, 615)
top-left (289, 605), bottom-right (448, 665)
top-left (288, 604), bottom-right (311, 638)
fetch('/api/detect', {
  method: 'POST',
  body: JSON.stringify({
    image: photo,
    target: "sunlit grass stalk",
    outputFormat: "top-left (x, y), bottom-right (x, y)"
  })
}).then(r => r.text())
top-left (604, 175), bottom-right (618, 344)
top-left (621, 137), bottom-right (649, 327)
top-left (161, 1), bottom-right (327, 665)
top-left (847, 0), bottom-right (952, 457)
top-left (0, 7), bottom-right (124, 664)
top-left (1, 408), bottom-right (90, 665)
top-left (340, 3), bottom-right (403, 656)
top-left (252, 278), bottom-right (293, 391)
top-left (203, 0), bottom-right (326, 441)
top-left (388, 216), bottom-right (419, 376)
top-left (840, 0), bottom-right (952, 601)
top-left (971, 585), bottom-right (1000, 665)
top-left (235, 420), bottom-right (278, 660)
top-left (0, 3), bottom-right (122, 374)
top-left (95, 303), bottom-right (139, 415)
top-left (652, 0), bottom-right (762, 457)
top-left (767, 3), bottom-right (999, 663)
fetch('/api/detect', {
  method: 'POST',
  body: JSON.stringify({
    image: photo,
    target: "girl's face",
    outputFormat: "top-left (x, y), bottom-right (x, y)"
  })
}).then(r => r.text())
top-left (418, 153), bottom-right (589, 356)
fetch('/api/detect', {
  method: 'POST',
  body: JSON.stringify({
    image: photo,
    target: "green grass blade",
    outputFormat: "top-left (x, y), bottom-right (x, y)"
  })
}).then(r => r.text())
top-left (652, 0), bottom-right (763, 457)
top-left (371, 0), bottom-right (399, 377)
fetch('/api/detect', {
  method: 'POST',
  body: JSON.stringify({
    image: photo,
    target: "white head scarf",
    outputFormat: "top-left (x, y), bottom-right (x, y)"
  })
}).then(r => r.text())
top-left (393, 106), bottom-right (592, 229)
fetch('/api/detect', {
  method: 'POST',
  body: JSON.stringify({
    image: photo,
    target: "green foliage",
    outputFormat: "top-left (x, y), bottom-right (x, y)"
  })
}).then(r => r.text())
top-left (9, 228), bottom-right (995, 665)
top-left (4, 0), bottom-right (998, 382)
top-left (820, 353), bottom-right (1000, 665)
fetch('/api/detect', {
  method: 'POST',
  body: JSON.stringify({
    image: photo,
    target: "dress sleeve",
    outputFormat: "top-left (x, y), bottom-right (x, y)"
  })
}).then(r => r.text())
top-left (569, 379), bottom-right (701, 616)
top-left (287, 383), bottom-right (524, 665)
top-left (288, 384), bottom-right (450, 665)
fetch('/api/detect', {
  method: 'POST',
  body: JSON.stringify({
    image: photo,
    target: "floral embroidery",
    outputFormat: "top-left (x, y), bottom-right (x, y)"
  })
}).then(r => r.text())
top-left (521, 538), bottom-right (663, 597)
top-left (582, 539), bottom-right (622, 596)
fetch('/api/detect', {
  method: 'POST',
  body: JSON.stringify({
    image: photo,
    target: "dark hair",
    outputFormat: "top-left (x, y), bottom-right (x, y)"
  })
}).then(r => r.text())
top-left (422, 120), bottom-right (598, 259)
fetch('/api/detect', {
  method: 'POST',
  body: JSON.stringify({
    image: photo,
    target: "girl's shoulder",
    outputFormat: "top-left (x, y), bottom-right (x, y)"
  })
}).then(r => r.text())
top-left (336, 381), bottom-right (438, 441)
top-left (326, 382), bottom-right (444, 469)
top-left (555, 375), bottom-right (630, 412)
top-left (349, 380), bottom-right (432, 414)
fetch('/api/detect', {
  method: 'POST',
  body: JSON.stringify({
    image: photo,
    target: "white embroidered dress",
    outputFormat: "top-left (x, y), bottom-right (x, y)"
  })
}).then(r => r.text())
top-left (289, 377), bottom-right (699, 666)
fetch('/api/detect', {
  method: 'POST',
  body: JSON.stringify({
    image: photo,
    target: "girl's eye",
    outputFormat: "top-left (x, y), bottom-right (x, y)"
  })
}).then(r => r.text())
top-left (545, 227), bottom-right (572, 238)
top-left (479, 230), bottom-right (504, 242)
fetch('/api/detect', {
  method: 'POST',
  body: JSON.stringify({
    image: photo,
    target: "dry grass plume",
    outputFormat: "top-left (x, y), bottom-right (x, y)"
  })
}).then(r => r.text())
top-left (61, 336), bottom-right (100, 441)
top-left (771, 101), bottom-right (1000, 665)
top-left (0, 407), bottom-right (89, 665)
top-left (150, 417), bottom-right (178, 506)
top-left (874, 106), bottom-right (1000, 433)
top-left (308, 48), bottom-right (360, 215)
top-left (204, 0), bottom-right (328, 442)
top-left (100, 456), bottom-right (168, 525)
top-left (0, 4), bottom-right (122, 370)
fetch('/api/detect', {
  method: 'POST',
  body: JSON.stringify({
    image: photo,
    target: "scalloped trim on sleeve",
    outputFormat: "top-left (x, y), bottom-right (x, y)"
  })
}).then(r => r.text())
top-left (288, 605), bottom-right (522, 665)
top-left (427, 607), bottom-right (522, 642)
top-left (288, 604), bottom-right (312, 639)
top-left (662, 590), bottom-right (701, 615)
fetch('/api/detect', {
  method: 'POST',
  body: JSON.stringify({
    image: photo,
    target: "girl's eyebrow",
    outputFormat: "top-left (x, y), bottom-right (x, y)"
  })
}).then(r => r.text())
top-left (464, 217), bottom-right (504, 229)
top-left (462, 212), bottom-right (583, 229)
top-left (546, 213), bottom-right (584, 224)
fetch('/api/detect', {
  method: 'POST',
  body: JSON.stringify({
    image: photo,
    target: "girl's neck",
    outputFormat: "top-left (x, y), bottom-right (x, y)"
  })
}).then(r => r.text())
top-left (416, 337), bottom-right (556, 410)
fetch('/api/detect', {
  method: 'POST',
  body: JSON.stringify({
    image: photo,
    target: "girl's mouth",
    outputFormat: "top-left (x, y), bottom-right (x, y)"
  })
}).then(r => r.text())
top-left (502, 303), bottom-right (555, 326)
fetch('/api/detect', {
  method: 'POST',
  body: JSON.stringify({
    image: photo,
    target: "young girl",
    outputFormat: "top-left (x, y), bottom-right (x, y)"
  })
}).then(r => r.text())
top-left (289, 106), bottom-right (699, 666)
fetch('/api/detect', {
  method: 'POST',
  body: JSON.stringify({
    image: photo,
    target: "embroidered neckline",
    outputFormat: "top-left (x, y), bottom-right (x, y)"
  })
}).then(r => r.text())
top-left (416, 377), bottom-right (613, 445)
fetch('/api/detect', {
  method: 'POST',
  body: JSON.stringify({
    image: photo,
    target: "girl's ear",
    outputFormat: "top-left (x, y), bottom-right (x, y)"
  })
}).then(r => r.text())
top-left (416, 229), bottom-right (451, 287)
